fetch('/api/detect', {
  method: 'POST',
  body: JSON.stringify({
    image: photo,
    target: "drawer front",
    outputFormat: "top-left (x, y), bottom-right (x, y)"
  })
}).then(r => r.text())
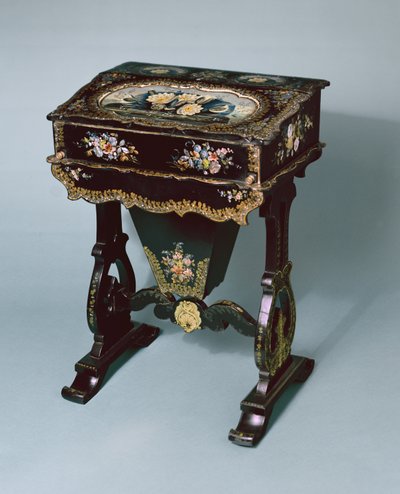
top-left (55, 123), bottom-right (257, 183)
top-left (50, 162), bottom-right (264, 226)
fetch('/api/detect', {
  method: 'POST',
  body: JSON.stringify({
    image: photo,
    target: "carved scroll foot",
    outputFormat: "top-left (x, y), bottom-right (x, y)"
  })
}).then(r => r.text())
top-left (229, 355), bottom-right (314, 447)
top-left (62, 323), bottom-right (160, 404)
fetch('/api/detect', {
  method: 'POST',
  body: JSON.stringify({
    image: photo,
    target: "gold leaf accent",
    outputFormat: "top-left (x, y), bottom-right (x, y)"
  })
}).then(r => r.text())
top-left (48, 153), bottom-right (244, 186)
top-left (47, 75), bottom-right (313, 141)
top-left (51, 164), bottom-right (264, 225)
top-left (174, 301), bottom-right (202, 333)
top-left (87, 78), bottom-right (267, 134)
top-left (143, 246), bottom-right (209, 300)
top-left (53, 121), bottom-right (65, 150)
top-left (255, 261), bottom-right (296, 376)
top-left (247, 144), bottom-right (260, 176)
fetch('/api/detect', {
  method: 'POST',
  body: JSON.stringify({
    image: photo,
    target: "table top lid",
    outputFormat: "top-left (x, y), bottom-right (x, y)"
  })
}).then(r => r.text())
top-left (48, 61), bottom-right (329, 143)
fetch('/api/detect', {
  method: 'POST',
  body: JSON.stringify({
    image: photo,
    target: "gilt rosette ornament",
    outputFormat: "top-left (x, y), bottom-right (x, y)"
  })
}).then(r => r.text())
top-left (174, 301), bottom-right (202, 333)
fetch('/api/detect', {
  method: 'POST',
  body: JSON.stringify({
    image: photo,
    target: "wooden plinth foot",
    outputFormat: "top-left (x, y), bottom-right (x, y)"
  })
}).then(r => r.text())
top-left (229, 355), bottom-right (314, 447)
top-left (62, 323), bottom-right (160, 404)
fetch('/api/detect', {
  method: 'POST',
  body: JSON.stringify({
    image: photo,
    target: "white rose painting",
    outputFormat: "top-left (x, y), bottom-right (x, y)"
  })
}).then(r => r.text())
top-left (100, 84), bottom-right (258, 126)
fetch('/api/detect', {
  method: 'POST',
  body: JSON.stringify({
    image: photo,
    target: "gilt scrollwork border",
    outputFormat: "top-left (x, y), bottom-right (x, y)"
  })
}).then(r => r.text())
top-left (53, 121), bottom-right (65, 150)
top-left (51, 164), bottom-right (264, 225)
top-left (52, 77), bottom-right (268, 133)
top-left (247, 144), bottom-right (261, 178)
top-left (47, 74), bottom-right (312, 141)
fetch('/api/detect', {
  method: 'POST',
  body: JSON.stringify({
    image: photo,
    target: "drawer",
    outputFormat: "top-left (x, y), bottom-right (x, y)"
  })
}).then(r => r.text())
top-left (52, 122), bottom-right (260, 186)
top-left (50, 161), bottom-right (264, 225)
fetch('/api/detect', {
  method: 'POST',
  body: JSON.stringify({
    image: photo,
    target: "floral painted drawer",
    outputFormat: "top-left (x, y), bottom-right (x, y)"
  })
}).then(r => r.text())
top-left (47, 61), bottom-right (328, 225)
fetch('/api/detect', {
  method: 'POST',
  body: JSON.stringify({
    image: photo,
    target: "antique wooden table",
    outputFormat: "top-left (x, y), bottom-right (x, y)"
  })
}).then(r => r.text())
top-left (47, 61), bottom-right (329, 446)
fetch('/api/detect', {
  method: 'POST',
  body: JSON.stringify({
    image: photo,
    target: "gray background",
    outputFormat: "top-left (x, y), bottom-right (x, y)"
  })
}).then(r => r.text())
top-left (1, 1), bottom-right (400, 492)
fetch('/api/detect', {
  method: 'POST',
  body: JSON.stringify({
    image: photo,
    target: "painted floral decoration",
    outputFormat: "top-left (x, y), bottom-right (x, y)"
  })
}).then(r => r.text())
top-left (100, 87), bottom-right (244, 123)
top-left (139, 65), bottom-right (187, 76)
top-left (172, 140), bottom-right (238, 175)
top-left (218, 188), bottom-right (249, 203)
top-left (236, 74), bottom-right (285, 85)
top-left (64, 166), bottom-right (93, 181)
top-left (147, 68), bottom-right (171, 74)
top-left (140, 90), bottom-right (234, 117)
top-left (176, 103), bottom-right (204, 116)
top-left (78, 132), bottom-right (139, 163)
top-left (274, 114), bottom-right (313, 165)
top-left (146, 92), bottom-right (176, 106)
top-left (161, 242), bottom-right (195, 285)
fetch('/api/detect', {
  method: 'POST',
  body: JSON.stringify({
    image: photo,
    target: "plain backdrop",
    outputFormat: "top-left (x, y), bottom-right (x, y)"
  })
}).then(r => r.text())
top-left (1, 1), bottom-right (400, 493)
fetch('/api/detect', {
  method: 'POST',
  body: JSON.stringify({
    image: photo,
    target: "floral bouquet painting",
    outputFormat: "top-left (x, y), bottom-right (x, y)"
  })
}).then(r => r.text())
top-left (172, 140), bottom-right (238, 176)
top-left (78, 131), bottom-right (139, 163)
top-left (161, 242), bottom-right (195, 285)
top-left (99, 85), bottom-right (257, 125)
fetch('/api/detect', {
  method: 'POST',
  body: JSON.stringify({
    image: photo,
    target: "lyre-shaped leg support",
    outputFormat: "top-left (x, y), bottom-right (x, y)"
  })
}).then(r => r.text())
top-left (62, 202), bottom-right (159, 404)
top-left (229, 181), bottom-right (314, 446)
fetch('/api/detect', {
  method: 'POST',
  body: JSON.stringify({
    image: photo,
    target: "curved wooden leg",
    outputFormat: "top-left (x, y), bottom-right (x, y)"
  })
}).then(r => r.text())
top-left (62, 202), bottom-right (160, 404)
top-left (229, 181), bottom-right (314, 446)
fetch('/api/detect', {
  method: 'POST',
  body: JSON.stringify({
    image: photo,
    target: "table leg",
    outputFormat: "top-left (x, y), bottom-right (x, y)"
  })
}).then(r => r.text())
top-left (229, 181), bottom-right (315, 446)
top-left (62, 202), bottom-right (160, 404)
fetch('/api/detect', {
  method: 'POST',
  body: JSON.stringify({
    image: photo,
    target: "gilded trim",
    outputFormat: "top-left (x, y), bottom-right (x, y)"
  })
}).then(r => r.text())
top-left (259, 92), bottom-right (310, 143)
top-left (174, 301), bottom-right (202, 332)
top-left (52, 119), bottom-right (244, 146)
top-left (51, 164), bottom-right (264, 225)
top-left (87, 270), bottom-right (100, 331)
top-left (247, 144), bottom-right (261, 179)
top-left (209, 299), bottom-right (257, 327)
top-left (48, 142), bottom-right (322, 192)
top-left (53, 121), bottom-right (65, 150)
top-left (90, 79), bottom-right (268, 133)
top-left (47, 155), bottom-right (245, 186)
top-left (143, 245), bottom-right (209, 299)
top-left (255, 261), bottom-right (296, 376)
top-left (48, 75), bottom-right (312, 141)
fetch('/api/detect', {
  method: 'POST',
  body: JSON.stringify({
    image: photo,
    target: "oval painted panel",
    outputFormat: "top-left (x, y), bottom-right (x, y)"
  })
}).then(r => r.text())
top-left (99, 84), bottom-right (259, 126)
